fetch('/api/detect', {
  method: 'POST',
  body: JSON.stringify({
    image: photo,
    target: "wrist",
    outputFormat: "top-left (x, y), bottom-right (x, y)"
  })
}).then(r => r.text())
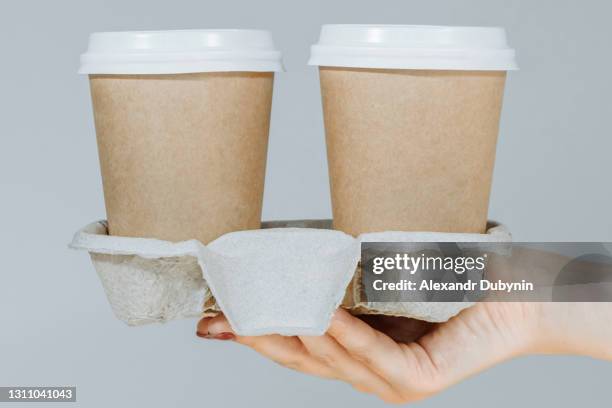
top-left (527, 303), bottom-right (612, 360)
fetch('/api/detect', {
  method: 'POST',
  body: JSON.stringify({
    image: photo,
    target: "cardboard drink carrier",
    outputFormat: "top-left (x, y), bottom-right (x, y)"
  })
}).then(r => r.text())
top-left (72, 26), bottom-right (517, 336)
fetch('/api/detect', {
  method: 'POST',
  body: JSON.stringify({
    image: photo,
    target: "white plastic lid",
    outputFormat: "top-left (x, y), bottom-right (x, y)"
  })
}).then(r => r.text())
top-left (79, 29), bottom-right (283, 74)
top-left (308, 25), bottom-right (518, 71)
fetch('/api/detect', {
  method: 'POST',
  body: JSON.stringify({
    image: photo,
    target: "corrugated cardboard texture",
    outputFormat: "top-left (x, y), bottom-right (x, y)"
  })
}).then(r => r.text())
top-left (320, 67), bottom-right (506, 236)
top-left (89, 72), bottom-right (274, 243)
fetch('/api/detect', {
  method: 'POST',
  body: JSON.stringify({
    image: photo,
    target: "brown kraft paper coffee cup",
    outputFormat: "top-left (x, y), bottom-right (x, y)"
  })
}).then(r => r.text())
top-left (319, 67), bottom-right (506, 235)
top-left (89, 72), bottom-right (274, 243)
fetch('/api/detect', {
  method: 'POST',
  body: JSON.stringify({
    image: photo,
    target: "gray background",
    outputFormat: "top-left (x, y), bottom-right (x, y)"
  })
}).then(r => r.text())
top-left (0, 0), bottom-right (611, 406)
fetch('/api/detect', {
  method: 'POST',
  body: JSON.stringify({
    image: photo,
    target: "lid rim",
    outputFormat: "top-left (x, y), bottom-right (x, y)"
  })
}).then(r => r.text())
top-left (89, 28), bottom-right (272, 35)
top-left (79, 29), bottom-right (283, 74)
top-left (309, 24), bottom-right (518, 71)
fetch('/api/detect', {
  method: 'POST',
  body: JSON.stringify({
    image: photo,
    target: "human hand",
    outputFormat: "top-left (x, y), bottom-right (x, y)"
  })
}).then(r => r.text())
top-left (196, 302), bottom-right (612, 403)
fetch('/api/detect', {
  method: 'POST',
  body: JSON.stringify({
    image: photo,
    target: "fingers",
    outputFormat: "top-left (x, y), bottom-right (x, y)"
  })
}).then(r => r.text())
top-left (196, 314), bottom-right (235, 340)
top-left (298, 334), bottom-right (402, 401)
top-left (197, 314), bottom-right (404, 403)
top-left (196, 311), bottom-right (440, 403)
top-left (196, 315), bottom-right (338, 380)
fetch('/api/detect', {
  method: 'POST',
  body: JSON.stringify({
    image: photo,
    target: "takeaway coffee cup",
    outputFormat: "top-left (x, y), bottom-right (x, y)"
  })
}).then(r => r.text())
top-left (309, 25), bottom-right (518, 236)
top-left (80, 30), bottom-right (283, 243)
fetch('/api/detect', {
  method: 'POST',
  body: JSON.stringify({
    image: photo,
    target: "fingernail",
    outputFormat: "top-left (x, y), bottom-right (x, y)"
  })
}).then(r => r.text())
top-left (196, 331), bottom-right (234, 340)
top-left (213, 332), bottom-right (235, 341)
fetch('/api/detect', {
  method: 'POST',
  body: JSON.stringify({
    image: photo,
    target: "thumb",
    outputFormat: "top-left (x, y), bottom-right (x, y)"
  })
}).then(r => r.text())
top-left (413, 303), bottom-right (535, 390)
